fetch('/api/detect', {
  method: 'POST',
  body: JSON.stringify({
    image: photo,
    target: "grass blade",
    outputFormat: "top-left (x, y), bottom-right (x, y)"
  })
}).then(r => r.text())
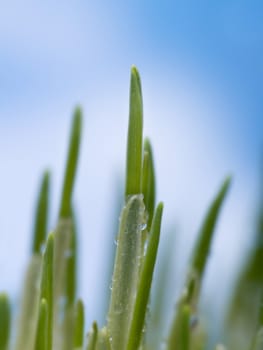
top-left (167, 177), bottom-right (231, 348)
top-left (86, 322), bottom-right (98, 350)
top-left (59, 107), bottom-right (82, 218)
top-left (32, 171), bottom-right (50, 254)
top-left (0, 293), bottom-right (10, 350)
top-left (14, 254), bottom-right (42, 350)
top-left (107, 195), bottom-right (145, 350)
top-left (73, 299), bottom-right (85, 348)
top-left (142, 138), bottom-right (156, 231)
top-left (40, 233), bottom-right (54, 350)
top-left (126, 202), bottom-right (163, 350)
top-left (53, 217), bottom-right (76, 350)
top-left (227, 177), bottom-right (263, 350)
top-left (187, 176), bottom-right (231, 306)
top-left (34, 299), bottom-right (48, 350)
top-left (125, 66), bottom-right (143, 197)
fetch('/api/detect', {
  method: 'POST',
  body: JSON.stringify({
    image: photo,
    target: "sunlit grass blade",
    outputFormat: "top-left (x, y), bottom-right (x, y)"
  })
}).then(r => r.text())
top-left (14, 254), bottom-right (42, 350)
top-left (32, 171), bottom-right (50, 254)
top-left (127, 202), bottom-right (163, 350)
top-left (73, 299), bottom-right (85, 348)
top-left (125, 66), bottom-right (143, 197)
top-left (39, 233), bottom-right (54, 350)
top-left (86, 322), bottom-right (98, 350)
top-left (142, 138), bottom-right (156, 231)
top-left (59, 107), bottom-right (82, 218)
top-left (107, 195), bottom-right (145, 350)
top-left (0, 293), bottom-right (10, 350)
top-left (34, 299), bottom-right (48, 350)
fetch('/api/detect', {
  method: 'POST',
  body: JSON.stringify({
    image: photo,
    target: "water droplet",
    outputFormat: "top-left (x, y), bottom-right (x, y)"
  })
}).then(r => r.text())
top-left (139, 222), bottom-right (147, 230)
top-left (58, 296), bottom-right (67, 325)
top-left (64, 249), bottom-right (73, 258)
top-left (40, 242), bottom-right (46, 254)
top-left (190, 315), bottom-right (198, 329)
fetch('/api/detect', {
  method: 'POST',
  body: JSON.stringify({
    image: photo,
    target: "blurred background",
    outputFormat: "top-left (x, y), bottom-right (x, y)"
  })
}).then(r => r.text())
top-left (1, 0), bottom-right (263, 341)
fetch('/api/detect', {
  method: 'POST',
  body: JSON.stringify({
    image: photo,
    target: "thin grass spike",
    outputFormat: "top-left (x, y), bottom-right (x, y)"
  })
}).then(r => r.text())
top-left (32, 171), bottom-right (50, 254)
top-left (125, 66), bottom-right (143, 197)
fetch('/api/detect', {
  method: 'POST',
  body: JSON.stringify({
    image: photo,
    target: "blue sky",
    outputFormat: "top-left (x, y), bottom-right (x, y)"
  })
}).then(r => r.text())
top-left (1, 0), bottom-right (263, 328)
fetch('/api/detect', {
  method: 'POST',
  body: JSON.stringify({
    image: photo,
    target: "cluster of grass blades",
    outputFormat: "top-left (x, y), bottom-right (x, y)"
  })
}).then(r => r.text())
top-left (1, 66), bottom-right (263, 350)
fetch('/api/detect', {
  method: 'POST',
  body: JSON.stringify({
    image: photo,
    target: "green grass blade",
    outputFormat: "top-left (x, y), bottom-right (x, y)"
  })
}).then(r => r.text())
top-left (125, 66), bottom-right (143, 197)
top-left (167, 177), bottom-right (231, 348)
top-left (86, 322), bottom-right (98, 350)
top-left (188, 176), bottom-right (231, 304)
top-left (73, 299), bottom-right (85, 348)
top-left (53, 217), bottom-right (76, 350)
top-left (65, 219), bottom-right (77, 306)
top-left (126, 202), bottom-right (163, 350)
top-left (167, 303), bottom-right (191, 350)
top-left (14, 254), bottom-right (42, 350)
top-left (34, 299), bottom-right (48, 350)
top-left (251, 328), bottom-right (263, 350)
top-left (32, 171), bottom-right (50, 254)
top-left (227, 178), bottom-right (263, 350)
top-left (180, 305), bottom-right (191, 350)
top-left (142, 138), bottom-right (156, 231)
top-left (107, 194), bottom-right (145, 350)
top-left (59, 107), bottom-right (82, 218)
top-left (40, 233), bottom-right (54, 350)
top-left (96, 327), bottom-right (112, 350)
top-left (0, 293), bottom-right (10, 350)
top-left (192, 177), bottom-right (231, 279)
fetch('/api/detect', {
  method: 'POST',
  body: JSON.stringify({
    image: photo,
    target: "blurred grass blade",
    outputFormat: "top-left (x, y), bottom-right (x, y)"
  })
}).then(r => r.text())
top-left (180, 305), bottom-right (191, 350)
top-left (167, 177), bottom-right (231, 348)
top-left (215, 345), bottom-right (227, 350)
top-left (188, 176), bottom-right (231, 305)
top-left (125, 66), bottom-right (143, 197)
top-left (73, 299), bottom-right (85, 348)
top-left (0, 293), bottom-right (10, 350)
top-left (34, 299), bottom-right (48, 350)
top-left (227, 173), bottom-right (263, 350)
top-left (53, 217), bottom-right (76, 350)
top-left (32, 171), bottom-right (50, 254)
top-left (251, 328), bottom-right (263, 350)
top-left (167, 304), bottom-right (191, 350)
top-left (142, 138), bottom-right (156, 231)
top-left (107, 195), bottom-right (145, 350)
top-left (191, 177), bottom-right (231, 283)
top-left (96, 327), bottom-right (111, 350)
top-left (59, 107), bottom-right (82, 218)
top-left (40, 233), bottom-right (54, 350)
top-left (14, 254), bottom-right (42, 350)
top-left (127, 202), bottom-right (163, 350)
top-left (66, 217), bottom-right (77, 305)
top-left (86, 322), bottom-right (98, 350)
